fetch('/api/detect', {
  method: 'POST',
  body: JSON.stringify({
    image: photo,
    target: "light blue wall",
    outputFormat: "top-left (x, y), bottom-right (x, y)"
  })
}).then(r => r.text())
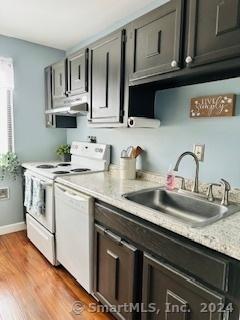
top-left (0, 35), bottom-right (66, 161)
top-left (67, 78), bottom-right (240, 188)
top-left (0, 35), bottom-right (66, 227)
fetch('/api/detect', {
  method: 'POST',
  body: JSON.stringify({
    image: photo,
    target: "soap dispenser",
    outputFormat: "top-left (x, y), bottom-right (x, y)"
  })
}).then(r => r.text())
top-left (166, 165), bottom-right (176, 191)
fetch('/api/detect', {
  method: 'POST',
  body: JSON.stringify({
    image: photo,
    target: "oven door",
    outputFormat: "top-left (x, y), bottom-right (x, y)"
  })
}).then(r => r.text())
top-left (25, 170), bottom-right (54, 233)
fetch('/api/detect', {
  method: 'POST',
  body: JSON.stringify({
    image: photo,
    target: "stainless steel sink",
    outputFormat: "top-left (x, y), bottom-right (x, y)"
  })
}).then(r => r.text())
top-left (122, 187), bottom-right (240, 228)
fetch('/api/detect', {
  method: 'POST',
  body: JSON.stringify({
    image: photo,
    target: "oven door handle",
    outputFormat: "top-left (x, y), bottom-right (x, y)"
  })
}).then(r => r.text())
top-left (40, 182), bottom-right (52, 188)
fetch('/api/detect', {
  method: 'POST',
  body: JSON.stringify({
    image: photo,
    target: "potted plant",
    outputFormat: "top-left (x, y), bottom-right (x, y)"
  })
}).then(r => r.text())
top-left (0, 152), bottom-right (21, 180)
top-left (56, 144), bottom-right (71, 162)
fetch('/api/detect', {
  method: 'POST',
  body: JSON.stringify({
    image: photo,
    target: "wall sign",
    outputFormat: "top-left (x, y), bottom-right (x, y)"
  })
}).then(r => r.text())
top-left (190, 94), bottom-right (236, 118)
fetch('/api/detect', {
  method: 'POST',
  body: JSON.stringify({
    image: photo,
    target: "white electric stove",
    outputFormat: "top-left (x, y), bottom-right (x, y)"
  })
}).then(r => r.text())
top-left (22, 141), bottom-right (111, 267)
top-left (22, 141), bottom-right (111, 180)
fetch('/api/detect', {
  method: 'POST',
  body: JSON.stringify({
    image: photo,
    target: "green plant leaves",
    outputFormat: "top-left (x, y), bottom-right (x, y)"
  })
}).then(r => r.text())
top-left (56, 144), bottom-right (71, 156)
top-left (0, 152), bottom-right (21, 180)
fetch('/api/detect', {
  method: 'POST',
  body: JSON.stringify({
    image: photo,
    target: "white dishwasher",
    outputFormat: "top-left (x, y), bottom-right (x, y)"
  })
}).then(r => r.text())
top-left (55, 183), bottom-right (94, 293)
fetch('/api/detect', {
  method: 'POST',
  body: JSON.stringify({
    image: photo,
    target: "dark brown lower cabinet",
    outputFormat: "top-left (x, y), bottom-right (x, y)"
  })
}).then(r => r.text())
top-left (94, 224), bottom-right (140, 320)
top-left (142, 253), bottom-right (225, 320)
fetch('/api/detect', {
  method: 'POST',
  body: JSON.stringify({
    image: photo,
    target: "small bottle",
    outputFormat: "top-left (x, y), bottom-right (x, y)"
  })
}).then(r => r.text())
top-left (166, 165), bottom-right (176, 191)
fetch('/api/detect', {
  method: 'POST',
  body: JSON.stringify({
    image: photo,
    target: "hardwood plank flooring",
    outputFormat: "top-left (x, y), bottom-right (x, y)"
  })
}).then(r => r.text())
top-left (0, 231), bottom-right (113, 320)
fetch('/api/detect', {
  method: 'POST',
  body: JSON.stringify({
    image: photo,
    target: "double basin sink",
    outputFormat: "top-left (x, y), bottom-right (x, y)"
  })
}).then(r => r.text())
top-left (123, 187), bottom-right (240, 228)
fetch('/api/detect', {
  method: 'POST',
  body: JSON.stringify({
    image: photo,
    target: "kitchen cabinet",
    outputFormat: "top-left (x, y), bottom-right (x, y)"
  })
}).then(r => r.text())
top-left (51, 60), bottom-right (67, 106)
top-left (67, 49), bottom-right (88, 96)
top-left (129, 0), bottom-right (184, 82)
top-left (142, 253), bottom-right (225, 320)
top-left (44, 66), bottom-right (54, 128)
top-left (89, 29), bottom-right (126, 124)
top-left (186, 0), bottom-right (240, 68)
top-left (94, 201), bottom-right (240, 320)
top-left (44, 66), bottom-right (76, 128)
top-left (44, 0), bottom-right (240, 126)
top-left (94, 224), bottom-right (139, 320)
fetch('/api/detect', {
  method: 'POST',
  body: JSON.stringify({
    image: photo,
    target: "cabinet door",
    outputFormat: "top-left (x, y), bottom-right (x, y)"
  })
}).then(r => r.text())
top-left (142, 253), bottom-right (225, 320)
top-left (44, 66), bottom-right (55, 128)
top-left (94, 224), bottom-right (139, 320)
top-left (90, 30), bottom-right (125, 123)
top-left (186, 0), bottom-right (240, 68)
top-left (52, 60), bottom-right (66, 101)
top-left (129, 0), bottom-right (184, 82)
top-left (67, 49), bottom-right (88, 96)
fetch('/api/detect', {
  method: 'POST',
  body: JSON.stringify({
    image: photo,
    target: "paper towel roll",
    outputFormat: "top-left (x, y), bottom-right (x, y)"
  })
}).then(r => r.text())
top-left (128, 117), bottom-right (160, 128)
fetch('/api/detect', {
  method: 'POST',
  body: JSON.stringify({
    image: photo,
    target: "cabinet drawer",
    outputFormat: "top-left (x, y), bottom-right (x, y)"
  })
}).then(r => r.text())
top-left (94, 224), bottom-right (140, 320)
top-left (142, 253), bottom-right (225, 320)
top-left (95, 202), bottom-right (229, 292)
top-left (26, 214), bottom-right (55, 265)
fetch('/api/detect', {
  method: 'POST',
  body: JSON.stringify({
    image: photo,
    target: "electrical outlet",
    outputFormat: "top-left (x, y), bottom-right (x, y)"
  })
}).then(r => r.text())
top-left (0, 188), bottom-right (9, 200)
top-left (193, 144), bottom-right (205, 161)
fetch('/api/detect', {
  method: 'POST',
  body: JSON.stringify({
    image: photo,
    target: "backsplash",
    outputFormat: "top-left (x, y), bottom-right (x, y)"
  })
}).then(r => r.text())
top-left (67, 77), bottom-right (240, 187)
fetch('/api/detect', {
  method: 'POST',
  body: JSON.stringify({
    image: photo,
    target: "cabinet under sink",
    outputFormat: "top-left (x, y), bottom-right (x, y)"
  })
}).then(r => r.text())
top-left (94, 201), bottom-right (240, 320)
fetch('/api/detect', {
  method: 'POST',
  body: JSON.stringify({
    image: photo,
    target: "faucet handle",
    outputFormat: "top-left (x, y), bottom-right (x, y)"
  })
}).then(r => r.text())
top-left (175, 176), bottom-right (186, 190)
top-left (220, 179), bottom-right (231, 206)
top-left (220, 179), bottom-right (231, 191)
top-left (207, 183), bottom-right (221, 202)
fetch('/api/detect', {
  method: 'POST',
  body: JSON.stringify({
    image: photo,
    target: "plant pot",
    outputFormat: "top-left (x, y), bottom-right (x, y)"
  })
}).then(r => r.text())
top-left (60, 154), bottom-right (71, 162)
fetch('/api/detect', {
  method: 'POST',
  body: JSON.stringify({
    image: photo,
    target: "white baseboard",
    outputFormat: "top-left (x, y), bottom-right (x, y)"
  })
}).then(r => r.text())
top-left (0, 221), bottom-right (26, 236)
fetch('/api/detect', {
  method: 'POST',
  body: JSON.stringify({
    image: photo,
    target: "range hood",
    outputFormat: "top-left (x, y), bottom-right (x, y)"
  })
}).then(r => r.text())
top-left (46, 96), bottom-right (88, 116)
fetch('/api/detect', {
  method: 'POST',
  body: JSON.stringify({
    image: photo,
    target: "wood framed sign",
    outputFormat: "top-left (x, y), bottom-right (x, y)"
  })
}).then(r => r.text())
top-left (190, 94), bottom-right (236, 118)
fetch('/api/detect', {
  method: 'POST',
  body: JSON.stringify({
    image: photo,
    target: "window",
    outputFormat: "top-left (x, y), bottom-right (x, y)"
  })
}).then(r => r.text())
top-left (0, 57), bottom-right (14, 154)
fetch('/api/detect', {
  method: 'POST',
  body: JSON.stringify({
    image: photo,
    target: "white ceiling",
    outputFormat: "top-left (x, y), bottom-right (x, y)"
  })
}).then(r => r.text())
top-left (0, 0), bottom-right (161, 51)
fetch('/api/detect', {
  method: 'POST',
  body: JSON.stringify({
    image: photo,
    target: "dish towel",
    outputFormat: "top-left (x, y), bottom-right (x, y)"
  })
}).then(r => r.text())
top-left (24, 175), bottom-right (33, 212)
top-left (32, 178), bottom-right (45, 215)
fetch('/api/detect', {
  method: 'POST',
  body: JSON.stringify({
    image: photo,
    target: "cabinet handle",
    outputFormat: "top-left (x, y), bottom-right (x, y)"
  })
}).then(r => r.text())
top-left (104, 229), bottom-right (121, 244)
top-left (185, 56), bottom-right (193, 64)
top-left (171, 60), bottom-right (178, 68)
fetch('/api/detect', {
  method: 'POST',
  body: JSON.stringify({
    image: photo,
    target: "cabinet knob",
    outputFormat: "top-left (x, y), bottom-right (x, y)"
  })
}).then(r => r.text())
top-left (171, 60), bottom-right (178, 68)
top-left (185, 56), bottom-right (193, 64)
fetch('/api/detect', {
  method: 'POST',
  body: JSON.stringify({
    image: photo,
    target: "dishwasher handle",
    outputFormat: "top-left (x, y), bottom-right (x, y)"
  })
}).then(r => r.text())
top-left (55, 184), bottom-right (91, 202)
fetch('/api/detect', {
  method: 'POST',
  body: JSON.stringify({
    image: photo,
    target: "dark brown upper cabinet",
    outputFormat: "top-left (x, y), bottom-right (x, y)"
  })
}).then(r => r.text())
top-left (186, 0), bottom-right (240, 68)
top-left (44, 66), bottom-right (76, 128)
top-left (51, 59), bottom-right (67, 107)
top-left (89, 29), bottom-right (126, 124)
top-left (67, 49), bottom-right (88, 96)
top-left (129, 0), bottom-right (184, 83)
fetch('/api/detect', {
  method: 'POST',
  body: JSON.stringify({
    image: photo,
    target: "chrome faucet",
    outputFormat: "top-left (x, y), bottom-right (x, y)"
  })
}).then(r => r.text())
top-left (173, 151), bottom-right (199, 193)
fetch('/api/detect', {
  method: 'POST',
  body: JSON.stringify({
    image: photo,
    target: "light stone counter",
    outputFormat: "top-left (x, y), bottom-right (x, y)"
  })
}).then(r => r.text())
top-left (56, 170), bottom-right (240, 261)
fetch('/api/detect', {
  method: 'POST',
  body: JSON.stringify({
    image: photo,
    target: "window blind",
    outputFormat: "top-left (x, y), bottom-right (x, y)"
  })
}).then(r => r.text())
top-left (0, 57), bottom-right (14, 154)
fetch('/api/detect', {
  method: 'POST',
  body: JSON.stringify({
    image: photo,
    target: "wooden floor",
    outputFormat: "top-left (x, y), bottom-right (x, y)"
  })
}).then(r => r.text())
top-left (0, 231), bottom-right (112, 320)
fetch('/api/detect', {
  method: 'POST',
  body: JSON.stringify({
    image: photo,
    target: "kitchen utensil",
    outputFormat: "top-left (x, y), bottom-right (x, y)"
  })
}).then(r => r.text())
top-left (126, 146), bottom-right (134, 158)
top-left (134, 146), bottom-right (143, 158)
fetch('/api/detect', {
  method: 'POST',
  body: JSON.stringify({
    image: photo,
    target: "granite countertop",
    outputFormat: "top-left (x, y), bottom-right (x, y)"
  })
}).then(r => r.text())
top-left (56, 170), bottom-right (240, 261)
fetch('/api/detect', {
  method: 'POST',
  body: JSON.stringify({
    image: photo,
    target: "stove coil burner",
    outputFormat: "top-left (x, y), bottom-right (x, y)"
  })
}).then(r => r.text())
top-left (53, 171), bottom-right (70, 174)
top-left (70, 168), bottom-right (91, 173)
top-left (57, 163), bottom-right (71, 167)
top-left (36, 164), bottom-right (55, 169)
